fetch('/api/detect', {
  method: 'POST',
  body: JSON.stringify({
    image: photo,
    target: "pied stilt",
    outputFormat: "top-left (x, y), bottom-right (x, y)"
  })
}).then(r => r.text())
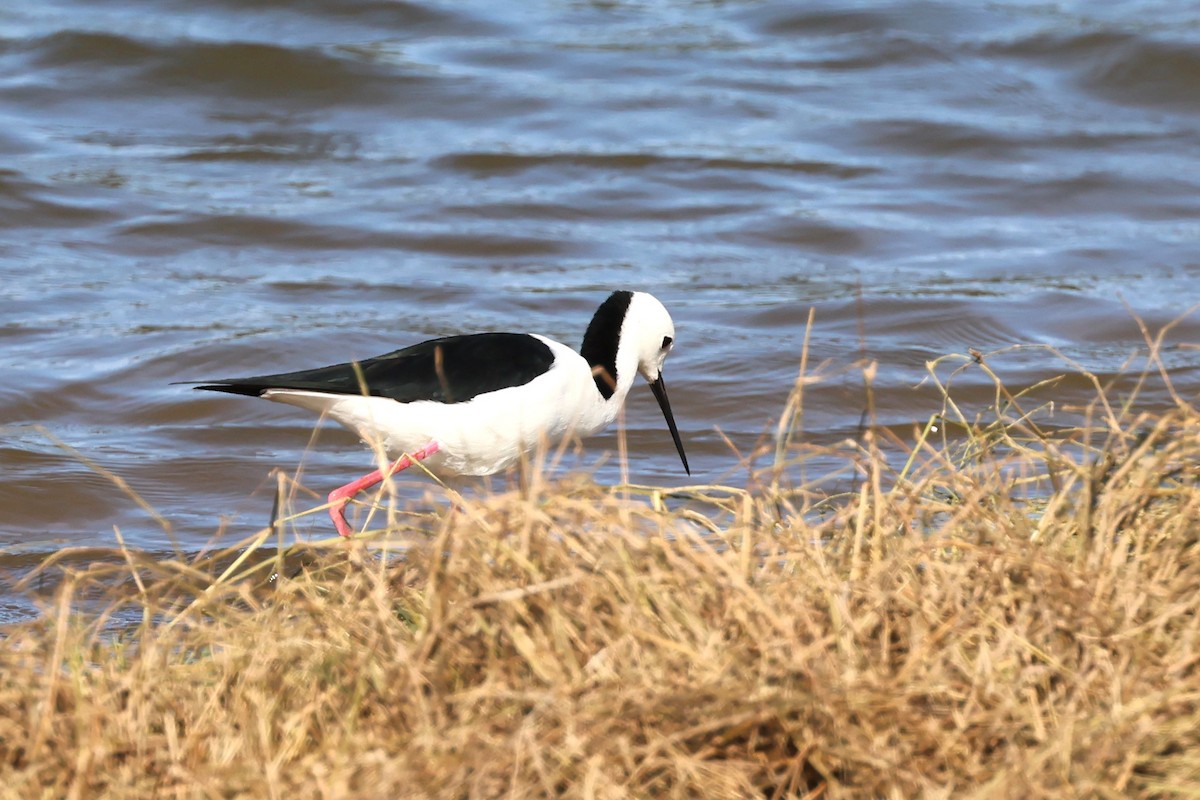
top-left (193, 291), bottom-right (689, 536)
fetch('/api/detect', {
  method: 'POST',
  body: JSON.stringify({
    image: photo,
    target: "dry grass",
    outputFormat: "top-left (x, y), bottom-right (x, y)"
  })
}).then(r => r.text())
top-left (2, 332), bottom-right (1199, 799)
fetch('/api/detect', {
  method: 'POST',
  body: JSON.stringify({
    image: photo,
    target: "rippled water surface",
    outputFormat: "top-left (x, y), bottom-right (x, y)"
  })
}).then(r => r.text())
top-left (2, 0), bottom-right (1198, 586)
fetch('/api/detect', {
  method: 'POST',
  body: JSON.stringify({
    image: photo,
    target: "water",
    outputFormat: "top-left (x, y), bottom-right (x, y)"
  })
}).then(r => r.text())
top-left (2, 0), bottom-right (1198, 581)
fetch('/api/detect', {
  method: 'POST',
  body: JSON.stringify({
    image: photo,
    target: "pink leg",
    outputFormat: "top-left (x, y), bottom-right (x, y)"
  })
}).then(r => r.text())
top-left (328, 441), bottom-right (440, 537)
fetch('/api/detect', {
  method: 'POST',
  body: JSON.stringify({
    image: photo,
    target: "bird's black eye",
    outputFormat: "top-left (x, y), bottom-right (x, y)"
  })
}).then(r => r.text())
top-left (661, 336), bottom-right (673, 350)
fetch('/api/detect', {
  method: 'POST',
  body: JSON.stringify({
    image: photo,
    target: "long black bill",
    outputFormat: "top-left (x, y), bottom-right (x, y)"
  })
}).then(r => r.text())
top-left (648, 374), bottom-right (690, 475)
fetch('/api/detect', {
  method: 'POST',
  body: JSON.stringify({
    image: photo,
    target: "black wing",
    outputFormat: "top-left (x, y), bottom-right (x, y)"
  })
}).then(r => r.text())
top-left (195, 333), bottom-right (556, 405)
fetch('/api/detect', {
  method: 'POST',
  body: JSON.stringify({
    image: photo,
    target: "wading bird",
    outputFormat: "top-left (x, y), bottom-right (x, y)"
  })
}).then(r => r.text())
top-left (194, 291), bottom-right (689, 536)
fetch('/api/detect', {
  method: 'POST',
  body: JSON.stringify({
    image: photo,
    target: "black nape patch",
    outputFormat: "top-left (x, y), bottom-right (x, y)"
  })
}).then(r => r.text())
top-left (580, 290), bottom-right (633, 399)
top-left (195, 333), bottom-right (556, 404)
